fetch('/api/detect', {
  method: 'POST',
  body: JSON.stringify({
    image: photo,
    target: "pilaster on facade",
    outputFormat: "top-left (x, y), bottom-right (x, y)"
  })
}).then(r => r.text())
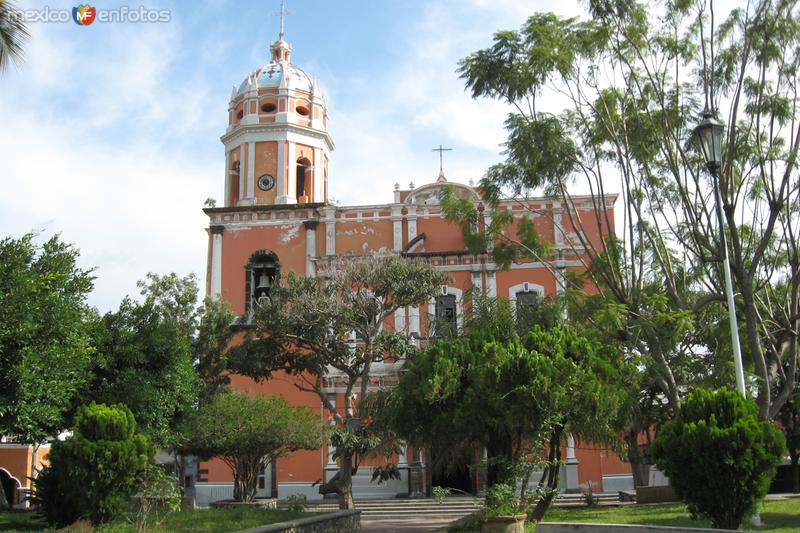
top-left (394, 307), bottom-right (406, 334)
top-left (471, 271), bottom-right (484, 294)
top-left (406, 206), bottom-right (418, 242)
top-left (321, 206), bottom-right (336, 256)
top-left (303, 220), bottom-right (318, 277)
top-left (485, 271), bottom-right (497, 297)
top-left (408, 305), bottom-right (420, 337)
top-left (391, 206), bottom-right (403, 252)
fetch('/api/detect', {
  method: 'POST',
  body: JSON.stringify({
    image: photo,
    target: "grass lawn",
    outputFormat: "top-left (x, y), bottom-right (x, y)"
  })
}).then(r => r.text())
top-left (0, 507), bottom-right (316, 532)
top-left (450, 498), bottom-right (800, 532)
top-left (539, 499), bottom-right (800, 532)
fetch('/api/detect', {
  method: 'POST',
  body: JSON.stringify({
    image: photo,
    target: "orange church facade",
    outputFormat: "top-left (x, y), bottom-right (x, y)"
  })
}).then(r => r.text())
top-left (194, 30), bottom-right (633, 504)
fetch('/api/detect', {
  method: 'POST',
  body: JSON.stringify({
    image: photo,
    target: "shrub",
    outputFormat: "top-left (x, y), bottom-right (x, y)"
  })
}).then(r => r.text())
top-left (651, 388), bottom-right (784, 530)
top-left (181, 391), bottom-right (327, 502)
top-left (281, 493), bottom-right (308, 512)
top-left (482, 483), bottom-right (523, 517)
top-left (132, 464), bottom-right (181, 533)
top-left (34, 403), bottom-right (153, 527)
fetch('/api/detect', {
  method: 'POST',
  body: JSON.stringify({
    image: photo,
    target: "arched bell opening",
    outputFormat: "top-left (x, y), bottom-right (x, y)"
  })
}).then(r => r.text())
top-left (245, 251), bottom-right (280, 315)
top-left (296, 157), bottom-right (313, 203)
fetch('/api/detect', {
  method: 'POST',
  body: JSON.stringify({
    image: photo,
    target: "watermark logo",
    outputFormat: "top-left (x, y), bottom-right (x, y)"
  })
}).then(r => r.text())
top-left (72, 5), bottom-right (96, 26)
top-left (5, 5), bottom-right (171, 24)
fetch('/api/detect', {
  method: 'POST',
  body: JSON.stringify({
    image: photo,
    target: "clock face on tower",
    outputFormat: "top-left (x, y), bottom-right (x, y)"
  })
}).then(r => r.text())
top-left (257, 174), bottom-right (275, 191)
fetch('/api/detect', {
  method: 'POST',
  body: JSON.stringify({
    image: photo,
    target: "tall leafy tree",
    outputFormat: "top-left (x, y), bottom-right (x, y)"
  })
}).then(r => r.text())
top-left (389, 298), bottom-right (625, 520)
top-left (229, 255), bottom-right (448, 509)
top-left (84, 274), bottom-right (202, 448)
top-left (0, 233), bottom-right (94, 500)
top-left (456, 0), bottom-right (800, 425)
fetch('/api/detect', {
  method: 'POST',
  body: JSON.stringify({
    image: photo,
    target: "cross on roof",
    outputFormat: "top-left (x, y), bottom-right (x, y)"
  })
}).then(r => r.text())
top-left (432, 144), bottom-right (453, 173)
top-left (272, 0), bottom-right (292, 39)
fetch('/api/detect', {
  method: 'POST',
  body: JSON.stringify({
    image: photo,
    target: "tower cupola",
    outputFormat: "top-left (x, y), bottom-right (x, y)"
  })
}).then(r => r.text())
top-left (221, 14), bottom-right (334, 208)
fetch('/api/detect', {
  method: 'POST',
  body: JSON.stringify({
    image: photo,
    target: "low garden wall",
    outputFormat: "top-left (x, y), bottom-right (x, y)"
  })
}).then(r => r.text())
top-left (537, 523), bottom-right (743, 533)
top-left (232, 510), bottom-right (361, 533)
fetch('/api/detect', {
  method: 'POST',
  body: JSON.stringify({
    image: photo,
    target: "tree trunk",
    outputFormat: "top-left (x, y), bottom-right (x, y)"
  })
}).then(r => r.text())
top-left (338, 452), bottom-right (355, 510)
top-left (791, 450), bottom-right (799, 494)
top-left (624, 431), bottom-right (650, 488)
top-left (530, 426), bottom-right (563, 522)
top-left (234, 458), bottom-right (261, 502)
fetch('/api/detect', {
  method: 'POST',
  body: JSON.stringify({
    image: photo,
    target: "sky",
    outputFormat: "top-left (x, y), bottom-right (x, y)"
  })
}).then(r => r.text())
top-left (0, 0), bottom-right (584, 312)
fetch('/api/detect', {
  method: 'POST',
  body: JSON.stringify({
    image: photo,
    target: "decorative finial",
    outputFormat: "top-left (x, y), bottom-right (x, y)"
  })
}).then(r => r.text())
top-left (409, 181), bottom-right (415, 189)
top-left (394, 182), bottom-right (400, 191)
top-left (469, 178), bottom-right (475, 187)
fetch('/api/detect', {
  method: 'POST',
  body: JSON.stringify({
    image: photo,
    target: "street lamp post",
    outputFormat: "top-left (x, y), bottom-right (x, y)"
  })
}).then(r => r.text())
top-left (693, 110), bottom-right (746, 396)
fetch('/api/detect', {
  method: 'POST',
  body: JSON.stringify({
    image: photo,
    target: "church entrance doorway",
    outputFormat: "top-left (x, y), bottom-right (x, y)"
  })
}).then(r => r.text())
top-left (429, 447), bottom-right (474, 495)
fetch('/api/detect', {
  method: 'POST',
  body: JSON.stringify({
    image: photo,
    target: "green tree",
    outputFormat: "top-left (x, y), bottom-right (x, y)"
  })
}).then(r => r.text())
top-left (455, 0), bottom-right (800, 477)
top-left (0, 233), bottom-right (94, 500)
top-left (85, 294), bottom-right (200, 448)
top-left (457, 0), bottom-right (799, 421)
top-left (229, 255), bottom-right (448, 509)
top-left (34, 402), bottom-right (153, 527)
top-left (180, 391), bottom-right (327, 502)
top-left (390, 299), bottom-right (624, 520)
top-left (194, 295), bottom-right (236, 404)
top-left (0, 0), bottom-right (29, 73)
top-left (651, 388), bottom-right (784, 529)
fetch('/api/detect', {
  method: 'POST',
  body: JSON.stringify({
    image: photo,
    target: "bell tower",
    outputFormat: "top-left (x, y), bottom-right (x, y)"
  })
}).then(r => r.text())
top-left (221, 23), bottom-right (333, 207)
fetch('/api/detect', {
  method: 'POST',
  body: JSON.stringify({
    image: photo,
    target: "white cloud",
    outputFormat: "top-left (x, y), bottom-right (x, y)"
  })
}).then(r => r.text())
top-left (0, 0), bottom-right (594, 313)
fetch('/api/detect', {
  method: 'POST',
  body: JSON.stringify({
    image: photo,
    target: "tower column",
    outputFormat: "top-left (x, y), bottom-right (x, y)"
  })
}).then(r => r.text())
top-left (224, 151), bottom-right (232, 207)
top-left (238, 145), bottom-right (245, 202)
top-left (286, 142), bottom-right (297, 203)
top-left (313, 147), bottom-right (324, 202)
top-left (276, 141), bottom-right (286, 199)
top-left (246, 141), bottom-right (256, 200)
top-left (209, 226), bottom-right (224, 297)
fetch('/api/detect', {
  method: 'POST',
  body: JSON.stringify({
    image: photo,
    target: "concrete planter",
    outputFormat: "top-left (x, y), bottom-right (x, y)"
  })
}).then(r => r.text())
top-left (479, 514), bottom-right (526, 533)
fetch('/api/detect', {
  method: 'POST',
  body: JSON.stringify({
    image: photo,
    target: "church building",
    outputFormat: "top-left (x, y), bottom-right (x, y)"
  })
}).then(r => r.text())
top-left (195, 26), bottom-right (633, 505)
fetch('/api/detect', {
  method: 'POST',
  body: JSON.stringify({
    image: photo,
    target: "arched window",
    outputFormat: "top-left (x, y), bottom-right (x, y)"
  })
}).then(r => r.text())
top-left (296, 157), bottom-right (312, 202)
top-left (245, 250), bottom-right (280, 314)
top-left (509, 282), bottom-right (547, 330)
top-left (429, 286), bottom-right (463, 338)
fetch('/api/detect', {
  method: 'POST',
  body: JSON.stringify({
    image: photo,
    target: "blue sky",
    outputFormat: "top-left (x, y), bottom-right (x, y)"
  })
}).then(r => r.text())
top-left (0, 0), bottom-right (581, 312)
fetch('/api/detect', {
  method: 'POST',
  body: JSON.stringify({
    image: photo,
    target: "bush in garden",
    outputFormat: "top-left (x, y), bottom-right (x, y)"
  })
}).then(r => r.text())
top-left (34, 403), bottom-right (153, 527)
top-left (651, 388), bottom-right (784, 530)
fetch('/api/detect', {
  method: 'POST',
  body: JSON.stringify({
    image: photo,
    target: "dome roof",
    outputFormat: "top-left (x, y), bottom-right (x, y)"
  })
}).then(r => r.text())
top-left (236, 61), bottom-right (313, 95)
